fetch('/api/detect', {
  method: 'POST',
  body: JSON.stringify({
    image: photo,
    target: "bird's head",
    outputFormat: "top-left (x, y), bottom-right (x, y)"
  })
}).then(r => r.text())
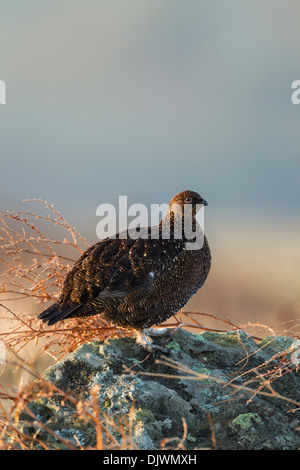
top-left (159, 190), bottom-right (208, 246)
top-left (168, 190), bottom-right (208, 216)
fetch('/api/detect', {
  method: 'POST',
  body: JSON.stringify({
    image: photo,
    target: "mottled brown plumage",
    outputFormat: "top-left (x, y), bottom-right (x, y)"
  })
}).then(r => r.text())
top-left (39, 190), bottom-right (211, 349)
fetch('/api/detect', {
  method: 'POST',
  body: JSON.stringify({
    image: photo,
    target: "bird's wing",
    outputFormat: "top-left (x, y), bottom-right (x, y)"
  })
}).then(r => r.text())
top-left (59, 237), bottom-right (160, 305)
top-left (39, 236), bottom-right (182, 325)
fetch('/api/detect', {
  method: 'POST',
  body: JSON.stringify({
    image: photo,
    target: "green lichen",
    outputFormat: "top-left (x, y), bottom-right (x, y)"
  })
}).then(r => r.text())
top-left (134, 408), bottom-right (155, 422)
top-left (193, 366), bottom-right (210, 374)
top-left (202, 330), bottom-right (256, 349)
top-left (232, 413), bottom-right (263, 430)
top-left (258, 335), bottom-right (294, 353)
top-left (192, 366), bottom-right (214, 384)
top-left (165, 340), bottom-right (181, 351)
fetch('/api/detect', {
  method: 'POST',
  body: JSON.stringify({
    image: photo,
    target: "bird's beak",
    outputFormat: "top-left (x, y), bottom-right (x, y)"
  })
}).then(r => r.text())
top-left (201, 199), bottom-right (208, 206)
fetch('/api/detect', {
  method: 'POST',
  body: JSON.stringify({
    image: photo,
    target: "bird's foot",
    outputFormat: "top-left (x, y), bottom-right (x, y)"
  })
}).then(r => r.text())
top-left (135, 328), bottom-right (170, 353)
top-left (145, 327), bottom-right (170, 338)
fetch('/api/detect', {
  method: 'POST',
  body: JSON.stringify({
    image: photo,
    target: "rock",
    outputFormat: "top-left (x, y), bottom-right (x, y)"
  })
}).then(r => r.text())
top-left (17, 329), bottom-right (300, 450)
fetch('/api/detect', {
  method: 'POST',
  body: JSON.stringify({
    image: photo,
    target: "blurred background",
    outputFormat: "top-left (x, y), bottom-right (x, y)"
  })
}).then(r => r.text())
top-left (0, 0), bottom-right (299, 334)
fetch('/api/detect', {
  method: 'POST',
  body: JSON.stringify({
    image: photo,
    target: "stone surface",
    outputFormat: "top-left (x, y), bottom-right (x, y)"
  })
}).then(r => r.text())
top-left (18, 329), bottom-right (300, 450)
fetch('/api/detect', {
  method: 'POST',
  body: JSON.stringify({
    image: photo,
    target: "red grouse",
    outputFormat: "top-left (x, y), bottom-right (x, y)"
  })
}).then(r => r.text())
top-left (38, 190), bottom-right (211, 350)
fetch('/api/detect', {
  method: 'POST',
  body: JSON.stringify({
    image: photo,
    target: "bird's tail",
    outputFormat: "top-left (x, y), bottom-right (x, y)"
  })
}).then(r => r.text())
top-left (38, 303), bottom-right (82, 326)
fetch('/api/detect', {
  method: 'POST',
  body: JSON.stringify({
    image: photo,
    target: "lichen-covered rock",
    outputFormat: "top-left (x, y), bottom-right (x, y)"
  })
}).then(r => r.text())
top-left (18, 329), bottom-right (300, 450)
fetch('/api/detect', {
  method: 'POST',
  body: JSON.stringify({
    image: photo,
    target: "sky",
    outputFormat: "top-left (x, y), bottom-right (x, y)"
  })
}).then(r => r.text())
top-left (0, 1), bottom-right (299, 328)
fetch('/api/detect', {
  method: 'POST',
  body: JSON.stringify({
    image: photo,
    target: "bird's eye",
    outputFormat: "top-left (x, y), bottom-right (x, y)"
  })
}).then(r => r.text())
top-left (184, 197), bottom-right (192, 203)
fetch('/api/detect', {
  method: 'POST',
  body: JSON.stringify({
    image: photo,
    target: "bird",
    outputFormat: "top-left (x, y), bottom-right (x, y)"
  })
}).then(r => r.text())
top-left (38, 190), bottom-right (211, 351)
